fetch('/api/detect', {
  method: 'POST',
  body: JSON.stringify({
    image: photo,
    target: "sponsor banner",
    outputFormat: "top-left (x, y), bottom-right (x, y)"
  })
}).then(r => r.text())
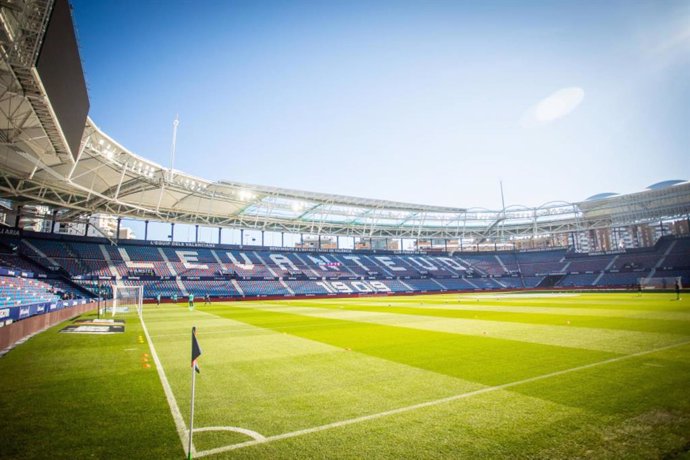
top-left (316, 261), bottom-right (342, 267)
top-left (0, 267), bottom-right (35, 278)
top-left (0, 227), bottom-right (21, 237)
top-left (148, 240), bottom-right (216, 249)
top-left (74, 319), bottom-right (125, 326)
top-left (60, 325), bottom-right (124, 334)
top-left (588, 250), bottom-right (626, 256)
top-left (1, 299), bottom-right (92, 322)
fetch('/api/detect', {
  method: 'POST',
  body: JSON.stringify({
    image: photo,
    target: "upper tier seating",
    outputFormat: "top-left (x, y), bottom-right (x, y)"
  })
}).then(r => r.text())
top-left (405, 279), bottom-right (447, 292)
top-left (0, 252), bottom-right (45, 274)
top-left (557, 273), bottom-right (600, 287)
top-left (456, 254), bottom-right (507, 276)
top-left (565, 257), bottom-right (610, 273)
top-left (4, 233), bottom-right (688, 299)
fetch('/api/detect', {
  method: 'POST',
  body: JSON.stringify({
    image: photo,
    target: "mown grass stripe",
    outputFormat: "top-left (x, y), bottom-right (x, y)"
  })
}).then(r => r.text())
top-left (302, 292), bottom-right (689, 312)
top-left (246, 302), bottom-right (684, 355)
top-left (139, 310), bottom-right (194, 456)
top-left (203, 304), bottom-right (617, 386)
top-left (295, 303), bottom-right (690, 335)
top-left (194, 338), bottom-right (690, 458)
top-left (3, 293), bottom-right (690, 459)
top-left (303, 297), bottom-right (690, 322)
top-left (0, 311), bottom-right (181, 459)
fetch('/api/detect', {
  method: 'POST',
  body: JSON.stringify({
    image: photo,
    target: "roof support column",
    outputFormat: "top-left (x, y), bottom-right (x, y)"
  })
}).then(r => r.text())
top-left (261, 230), bottom-right (265, 247)
top-left (15, 205), bottom-right (21, 228)
top-left (281, 232), bottom-right (284, 248)
top-left (195, 224), bottom-right (199, 243)
top-left (144, 221), bottom-right (149, 241)
top-left (218, 227), bottom-right (222, 245)
top-left (116, 217), bottom-right (121, 242)
top-left (240, 229), bottom-right (244, 248)
top-left (170, 222), bottom-right (175, 242)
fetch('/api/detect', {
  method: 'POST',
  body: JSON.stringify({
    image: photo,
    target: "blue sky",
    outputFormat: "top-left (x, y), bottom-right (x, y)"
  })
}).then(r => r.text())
top-left (72, 0), bottom-right (689, 212)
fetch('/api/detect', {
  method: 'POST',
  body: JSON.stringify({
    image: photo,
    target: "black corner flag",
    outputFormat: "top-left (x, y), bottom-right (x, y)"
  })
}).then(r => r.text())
top-left (191, 326), bottom-right (202, 373)
top-left (188, 326), bottom-right (202, 459)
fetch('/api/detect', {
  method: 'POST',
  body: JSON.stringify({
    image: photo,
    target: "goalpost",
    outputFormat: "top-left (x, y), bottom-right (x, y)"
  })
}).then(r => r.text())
top-left (112, 284), bottom-right (144, 316)
top-left (639, 276), bottom-right (682, 291)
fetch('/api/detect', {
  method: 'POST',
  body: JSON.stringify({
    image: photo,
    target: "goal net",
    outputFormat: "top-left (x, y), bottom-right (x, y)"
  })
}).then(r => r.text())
top-left (112, 284), bottom-right (144, 316)
top-left (639, 276), bottom-right (682, 290)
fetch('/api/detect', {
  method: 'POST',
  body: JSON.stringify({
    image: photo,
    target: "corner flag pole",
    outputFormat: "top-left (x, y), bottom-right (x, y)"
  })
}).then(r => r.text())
top-left (188, 326), bottom-right (202, 459)
top-left (188, 367), bottom-right (196, 459)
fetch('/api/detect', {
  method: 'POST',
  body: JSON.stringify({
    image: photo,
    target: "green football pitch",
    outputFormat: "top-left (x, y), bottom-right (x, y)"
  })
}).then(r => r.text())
top-left (2, 292), bottom-right (690, 459)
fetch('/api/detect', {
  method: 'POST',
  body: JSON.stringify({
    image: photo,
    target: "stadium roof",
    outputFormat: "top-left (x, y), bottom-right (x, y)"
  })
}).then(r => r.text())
top-left (585, 193), bottom-right (620, 202)
top-left (0, 1), bottom-right (689, 241)
top-left (647, 180), bottom-right (686, 191)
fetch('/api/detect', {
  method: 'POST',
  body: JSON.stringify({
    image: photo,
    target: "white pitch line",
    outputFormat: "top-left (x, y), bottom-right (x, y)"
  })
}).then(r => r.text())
top-left (139, 313), bottom-right (196, 457)
top-left (194, 338), bottom-right (690, 458)
top-left (194, 426), bottom-right (266, 441)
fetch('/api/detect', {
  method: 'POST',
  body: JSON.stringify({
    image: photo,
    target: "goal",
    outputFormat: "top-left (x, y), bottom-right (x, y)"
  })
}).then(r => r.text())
top-left (112, 284), bottom-right (144, 316)
top-left (639, 276), bottom-right (682, 290)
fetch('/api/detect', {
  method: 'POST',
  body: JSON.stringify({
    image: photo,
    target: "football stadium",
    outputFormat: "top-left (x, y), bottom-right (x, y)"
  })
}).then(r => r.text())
top-left (1, 1), bottom-right (690, 458)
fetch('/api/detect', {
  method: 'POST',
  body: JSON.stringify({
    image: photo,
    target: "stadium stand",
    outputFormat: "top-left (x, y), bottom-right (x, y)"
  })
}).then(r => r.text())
top-left (1, 232), bottom-right (688, 301)
top-left (456, 254), bottom-right (508, 276)
top-left (405, 279), bottom-right (448, 292)
top-left (0, 275), bottom-right (59, 307)
top-left (557, 273), bottom-right (601, 287)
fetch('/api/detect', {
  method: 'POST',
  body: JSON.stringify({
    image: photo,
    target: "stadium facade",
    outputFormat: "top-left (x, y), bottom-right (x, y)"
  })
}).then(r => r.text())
top-left (0, 0), bottom-right (689, 311)
top-left (1, 2), bottom-right (689, 255)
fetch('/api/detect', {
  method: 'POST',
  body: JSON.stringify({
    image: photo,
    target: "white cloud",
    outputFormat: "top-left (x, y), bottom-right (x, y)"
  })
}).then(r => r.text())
top-left (521, 87), bottom-right (584, 127)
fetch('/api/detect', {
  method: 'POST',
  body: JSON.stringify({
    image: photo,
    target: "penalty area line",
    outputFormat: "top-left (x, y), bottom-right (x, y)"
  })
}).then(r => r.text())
top-left (194, 338), bottom-right (690, 458)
